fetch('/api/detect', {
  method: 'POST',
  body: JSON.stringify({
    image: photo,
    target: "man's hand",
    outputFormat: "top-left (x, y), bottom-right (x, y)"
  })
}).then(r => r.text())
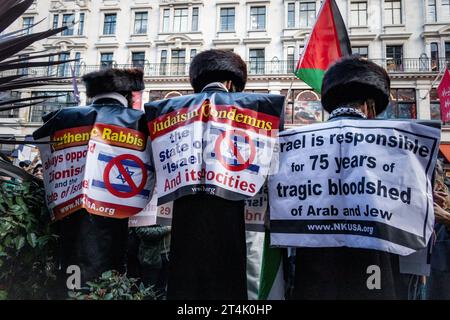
top-left (434, 202), bottom-right (450, 228)
top-left (433, 190), bottom-right (448, 208)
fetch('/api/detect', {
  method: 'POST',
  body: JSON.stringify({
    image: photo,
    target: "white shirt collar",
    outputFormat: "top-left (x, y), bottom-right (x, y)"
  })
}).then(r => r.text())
top-left (201, 82), bottom-right (229, 92)
top-left (92, 92), bottom-right (128, 107)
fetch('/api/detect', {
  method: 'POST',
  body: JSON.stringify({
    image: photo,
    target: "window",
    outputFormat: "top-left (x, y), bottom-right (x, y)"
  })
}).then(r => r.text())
top-left (78, 13), bottom-right (85, 35)
top-left (0, 136), bottom-right (15, 156)
top-left (62, 14), bottom-right (74, 36)
top-left (249, 49), bottom-right (265, 74)
top-left (430, 88), bottom-right (441, 121)
top-left (173, 8), bottom-right (188, 32)
top-left (30, 92), bottom-right (77, 123)
top-left (0, 108), bottom-right (19, 118)
top-left (287, 46), bottom-right (295, 72)
top-left (386, 45), bottom-right (403, 71)
top-left (132, 52), bottom-right (145, 68)
top-left (192, 7), bottom-right (199, 31)
top-left (160, 50), bottom-right (168, 75)
top-left (171, 49), bottom-right (186, 75)
top-left (220, 8), bottom-right (235, 31)
top-left (250, 6), bottom-right (266, 30)
top-left (190, 49), bottom-right (197, 61)
top-left (22, 17), bottom-right (34, 35)
top-left (100, 52), bottom-right (114, 68)
top-left (287, 3), bottom-right (295, 28)
top-left (134, 12), bottom-right (148, 34)
top-left (18, 54), bottom-right (28, 76)
top-left (352, 46), bottom-right (369, 58)
top-left (377, 89), bottom-right (416, 119)
top-left (431, 42), bottom-right (439, 71)
top-left (284, 89), bottom-right (324, 125)
top-left (57, 52), bottom-right (70, 77)
top-left (47, 55), bottom-right (54, 76)
top-left (103, 13), bottom-right (117, 35)
top-left (443, 0), bottom-right (450, 21)
top-left (52, 14), bottom-right (59, 29)
top-left (350, 1), bottom-right (367, 26)
top-left (300, 2), bottom-right (316, 27)
top-left (0, 92), bottom-right (20, 118)
top-left (445, 42), bottom-right (450, 66)
top-left (428, 0), bottom-right (437, 22)
top-left (384, 0), bottom-right (402, 25)
top-left (74, 52), bottom-right (81, 76)
top-left (162, 9), bottom-right (170, 32)
top-left (294, 90), bottom-right (323, 125)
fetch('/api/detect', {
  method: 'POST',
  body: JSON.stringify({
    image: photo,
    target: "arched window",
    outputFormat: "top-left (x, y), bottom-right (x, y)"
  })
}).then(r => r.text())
top-left (431, 42), bottom-right (439, 71)
top-left (164, 91), bottom-right (182, 99)
top-left (377, 89), bottom-right (416, 120)
top-left (293, 90), bottom-right (323, 124)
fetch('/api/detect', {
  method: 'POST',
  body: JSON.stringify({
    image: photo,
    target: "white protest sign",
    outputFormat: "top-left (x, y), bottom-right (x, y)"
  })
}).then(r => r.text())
top-left (152, 189), bottom-right (266, 230)
top-left (148, 99), bottom-right (281, 204)
top-left (245, 184), bottom-right (268, 232)
top-left (269, 120), bottom-right (440, 256)
top-left (39, 124), bottom-right (154, 221)
top-left (129, 191), bottom-right (158, 227)
top-left (156, 201), bottom-right (174, 226)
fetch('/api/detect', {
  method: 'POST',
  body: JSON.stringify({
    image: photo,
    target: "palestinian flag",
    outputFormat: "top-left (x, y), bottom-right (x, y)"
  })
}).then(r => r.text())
top-left (258, 231), bottom-right (285, 300)
top-left (294, 0), bottom-right (351, 93)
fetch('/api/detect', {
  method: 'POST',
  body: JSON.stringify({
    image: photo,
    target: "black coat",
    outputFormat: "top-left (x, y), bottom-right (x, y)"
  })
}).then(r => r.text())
top-left (427, 224), bottom-right (450, 299)
top-left (34, 97), bottom-right (145, 294)
top-left (57, 209), bottom-right (128, 287)
top-left (168, 194), bottom-right (247, 300)
top-left (145, 84), bottom-right (284, 299)
top-left (166, 85), bottom-right (247, 300)
top-left (292, 112), bottom-right (404, 299)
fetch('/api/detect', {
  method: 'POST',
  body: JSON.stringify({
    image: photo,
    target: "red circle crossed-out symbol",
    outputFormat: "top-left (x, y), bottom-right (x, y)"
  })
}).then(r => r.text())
top-left (214, 130), bottom-right (256, 172)
top-left (103, 154), bottom-right (147, 198)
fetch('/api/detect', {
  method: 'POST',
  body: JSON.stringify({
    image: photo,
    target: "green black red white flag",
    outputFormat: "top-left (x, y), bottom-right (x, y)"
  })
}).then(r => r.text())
top-left (294, 0), bottom-right (352, 93)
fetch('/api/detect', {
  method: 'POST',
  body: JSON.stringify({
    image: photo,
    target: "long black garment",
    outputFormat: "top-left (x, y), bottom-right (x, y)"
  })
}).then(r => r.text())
top-left (34, 97), bottom-right (144, 296)
top-left (57, 210), bottom-right (128, 295)
top-left (292, 110), bottom-right (403, 300)
top-left (167, 194), bottom-right (247, 300)
top-left (427, 224), bottom-right (450, 299)
top-left (293, 247), bottom-right (403, 299)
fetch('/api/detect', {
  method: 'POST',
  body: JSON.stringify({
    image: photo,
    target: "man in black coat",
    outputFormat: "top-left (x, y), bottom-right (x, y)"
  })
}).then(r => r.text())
top-left (292, 56), bottom-right (405, 299)
top-left (34, 68), bottom-right (147, 295)
top-left (167, 50), bottom-right (249, 300)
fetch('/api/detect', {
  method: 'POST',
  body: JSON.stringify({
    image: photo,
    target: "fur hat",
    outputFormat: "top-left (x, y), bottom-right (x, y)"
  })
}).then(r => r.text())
top-left (321, 56), bottom-right (390, 115)
top-left (189, 50), bottom-right (247, 93)
top-left (82, 68), bottom-right (145, 98)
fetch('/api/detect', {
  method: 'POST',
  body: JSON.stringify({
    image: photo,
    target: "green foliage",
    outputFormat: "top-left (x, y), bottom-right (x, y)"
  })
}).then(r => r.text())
top-left (0, 180), bottom-right (58, 299)
top-left (68, 270), bottom-right (158, 300)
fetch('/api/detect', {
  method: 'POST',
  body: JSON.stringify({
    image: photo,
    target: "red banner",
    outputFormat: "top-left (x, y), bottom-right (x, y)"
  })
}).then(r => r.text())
top-left (438, 68), bottom-right (450, 122)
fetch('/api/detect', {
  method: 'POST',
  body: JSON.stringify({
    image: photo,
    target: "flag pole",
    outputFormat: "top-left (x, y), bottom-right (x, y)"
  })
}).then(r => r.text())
top-left (420, 64), bottom-right (446, 100)
top-left (284, 75), bottom-right (296, 124)
top-left (285, 75), bottom-right (295, 107)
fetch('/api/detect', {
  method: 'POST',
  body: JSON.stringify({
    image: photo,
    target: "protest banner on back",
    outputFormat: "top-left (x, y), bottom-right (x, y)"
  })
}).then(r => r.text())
top-left (34, 106), bottom-right (154, 221)
top-left (129, 191), bottom-right (158, 227)
top-left (269, 120), bottom-right (440, 255)
top-left (244, 183), bottom-right (267, 232)
top-left (145, 93), bottom-right (284, 204)
top-left (153, 187), bottom-right (266, 231)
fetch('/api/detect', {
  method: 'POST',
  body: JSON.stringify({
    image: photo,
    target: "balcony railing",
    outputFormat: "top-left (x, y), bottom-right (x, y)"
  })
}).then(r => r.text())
top-left (1, 58), bottom-right (449, 79)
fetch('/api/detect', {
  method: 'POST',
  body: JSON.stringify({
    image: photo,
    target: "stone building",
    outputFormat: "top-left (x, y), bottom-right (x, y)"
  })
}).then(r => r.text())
top-left (1, 0), bottom-right (450, 159)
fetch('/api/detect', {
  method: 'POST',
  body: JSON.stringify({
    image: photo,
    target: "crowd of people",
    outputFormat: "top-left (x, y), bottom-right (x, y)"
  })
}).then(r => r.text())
top-left (3, 49), bottom-right (450, 300)
top-left (18, 156), bottom-right (43, 180)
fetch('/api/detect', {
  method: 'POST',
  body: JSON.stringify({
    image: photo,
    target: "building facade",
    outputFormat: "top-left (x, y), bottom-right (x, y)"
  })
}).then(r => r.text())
top-left (2, 0), bottom-right (450, 155)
